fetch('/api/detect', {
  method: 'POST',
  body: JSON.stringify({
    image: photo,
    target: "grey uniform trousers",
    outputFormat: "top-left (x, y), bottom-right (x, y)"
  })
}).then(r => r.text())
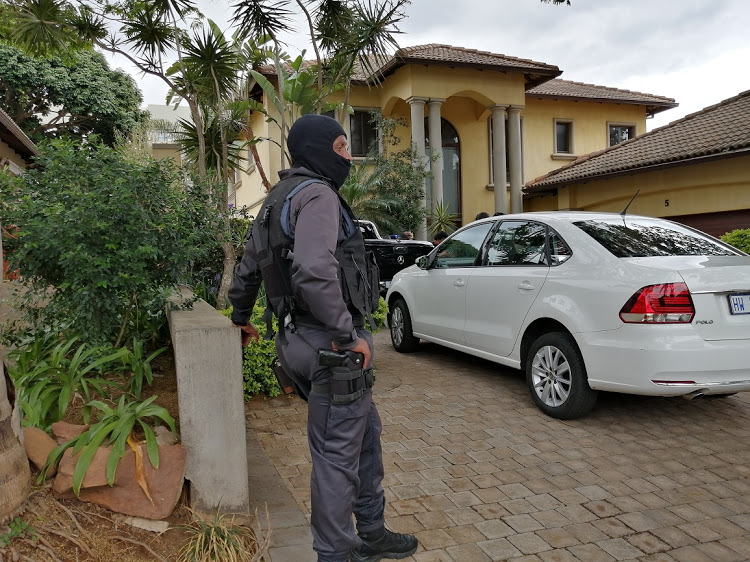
top-left (277, 325), bottom-right (385, 562)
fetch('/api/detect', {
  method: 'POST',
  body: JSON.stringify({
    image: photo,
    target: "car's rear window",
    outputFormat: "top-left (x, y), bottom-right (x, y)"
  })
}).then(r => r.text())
top-left (573, 219), bottom-right (739, 258)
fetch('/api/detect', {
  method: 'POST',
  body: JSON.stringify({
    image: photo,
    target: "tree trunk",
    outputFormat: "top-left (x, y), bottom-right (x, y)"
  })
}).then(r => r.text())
top-left (216, 239), bottom-right (236, 310)
top-left (0, 224), bottom-right (31, 523)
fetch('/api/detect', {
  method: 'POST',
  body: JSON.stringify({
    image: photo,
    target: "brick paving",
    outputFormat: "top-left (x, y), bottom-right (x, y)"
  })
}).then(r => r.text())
top-left (246, 329), bottom-right (750, 561)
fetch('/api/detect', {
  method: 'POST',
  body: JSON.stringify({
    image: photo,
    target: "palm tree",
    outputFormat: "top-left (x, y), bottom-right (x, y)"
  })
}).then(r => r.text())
top-left (340, 164), bottom-right (401, 235)
top-left (231, 0), bottom-right (410, 164)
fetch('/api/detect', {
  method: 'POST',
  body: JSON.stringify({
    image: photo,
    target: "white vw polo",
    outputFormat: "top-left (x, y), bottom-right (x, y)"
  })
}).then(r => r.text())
top-left (386, 212), bottom-right (750, 419)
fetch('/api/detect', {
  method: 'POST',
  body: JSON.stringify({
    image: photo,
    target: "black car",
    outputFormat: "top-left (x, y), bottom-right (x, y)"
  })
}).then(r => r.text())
top-left (355, 220), bottom-right (433, 295)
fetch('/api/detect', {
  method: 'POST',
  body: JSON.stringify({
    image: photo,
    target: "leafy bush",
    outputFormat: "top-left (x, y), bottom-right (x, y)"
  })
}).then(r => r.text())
top-left (221, 303), bottom-right (281, 400)
top-left (721, 228), bottom-right (750, 254)
top-left (224, 296), bottom-right (386, 400)
top-left (0, 139), bottom-right (222, 345)
top-left (183, 207), bottom-right (253, 309)
top-left (341, 117), bottom-right (429, 233)
top-left (370, 297), bottom-right (388, 331)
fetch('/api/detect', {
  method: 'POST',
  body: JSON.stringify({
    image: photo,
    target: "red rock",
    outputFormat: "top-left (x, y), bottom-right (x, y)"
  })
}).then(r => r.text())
top-left (22, 426), bottom-right (57, 477)
top-left (53, 444), bottom-right (186, 520)
top-left (51, 421), bottom-right (89, 443)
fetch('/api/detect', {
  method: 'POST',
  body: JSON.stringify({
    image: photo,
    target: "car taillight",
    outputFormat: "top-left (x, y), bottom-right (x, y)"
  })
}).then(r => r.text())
top-left (619, 282), bottom-right (695, 323)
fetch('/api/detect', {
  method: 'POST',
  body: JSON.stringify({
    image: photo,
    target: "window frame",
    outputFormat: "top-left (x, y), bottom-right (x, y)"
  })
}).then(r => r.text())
top-left (607, 122), bottom-right (637, 147)
top-left (349, 107), bottom-right (380, 158)
top-left (482, 220), bottom-right (551, 267)
top-left (430, 222), bottom-right (495, 269)
top-left (553, 118), bottom-right (574, 157)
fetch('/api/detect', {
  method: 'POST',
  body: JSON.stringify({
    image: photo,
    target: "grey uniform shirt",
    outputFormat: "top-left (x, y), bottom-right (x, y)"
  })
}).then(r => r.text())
top-left (229, 168), bottom-right (360, 348)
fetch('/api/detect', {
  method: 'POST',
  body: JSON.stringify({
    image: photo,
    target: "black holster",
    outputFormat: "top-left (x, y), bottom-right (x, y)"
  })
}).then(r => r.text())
top-left (315, 350), bottom-right (375, 404)
top-left (271, 357), bottom-right (296, 395)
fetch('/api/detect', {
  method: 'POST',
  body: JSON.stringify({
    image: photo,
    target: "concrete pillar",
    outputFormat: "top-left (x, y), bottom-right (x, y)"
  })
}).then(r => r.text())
top-left (508, 106), bottom-right (524, 214)
top-left (167, 288), bottom-right (249, 518)
top-left (427, 99), bottom-right (445, 214)
top-left (408, 97), bottom-right (428, 240)
top-left (491, 106), bottom-right (508, 214)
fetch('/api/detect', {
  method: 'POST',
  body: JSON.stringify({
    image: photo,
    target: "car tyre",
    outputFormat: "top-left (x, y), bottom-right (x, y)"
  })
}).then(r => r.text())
top-left (526, 332), bottom-right (597, 419)
top-left (390, 298), bottom-right (419, 353)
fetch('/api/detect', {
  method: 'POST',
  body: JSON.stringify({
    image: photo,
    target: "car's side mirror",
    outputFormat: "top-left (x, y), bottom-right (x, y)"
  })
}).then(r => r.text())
top-left (416, 255), bottom-right (429, 269)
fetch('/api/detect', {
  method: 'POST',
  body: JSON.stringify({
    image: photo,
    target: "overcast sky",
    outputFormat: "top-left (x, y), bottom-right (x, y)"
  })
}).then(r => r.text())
top-left (119, 0), bottom-right (750, 132)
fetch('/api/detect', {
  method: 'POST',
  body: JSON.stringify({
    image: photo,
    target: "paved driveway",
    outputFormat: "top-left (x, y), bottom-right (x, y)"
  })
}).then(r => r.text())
top-left (246, 329), bottom-right (750, 561)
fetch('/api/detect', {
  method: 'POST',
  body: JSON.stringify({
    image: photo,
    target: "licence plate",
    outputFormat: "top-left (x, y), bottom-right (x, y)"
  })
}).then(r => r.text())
top-left (728, 294), bottom-right (750, 315)
top-left (384, 280), bottom-right (391, 289)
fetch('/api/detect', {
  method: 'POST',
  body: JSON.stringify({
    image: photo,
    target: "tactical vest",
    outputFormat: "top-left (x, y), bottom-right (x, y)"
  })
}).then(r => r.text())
top-left (252, 175), bottom-right (380, 335)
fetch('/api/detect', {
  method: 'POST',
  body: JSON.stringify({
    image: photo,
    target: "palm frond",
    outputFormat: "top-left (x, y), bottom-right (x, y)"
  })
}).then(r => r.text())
top-left (229, 0), bottom-right (293, 42)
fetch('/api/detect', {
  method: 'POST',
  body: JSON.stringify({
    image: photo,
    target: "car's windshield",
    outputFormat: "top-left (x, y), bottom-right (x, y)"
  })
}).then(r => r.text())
top-left (573, 218), bottom-right (740, 258)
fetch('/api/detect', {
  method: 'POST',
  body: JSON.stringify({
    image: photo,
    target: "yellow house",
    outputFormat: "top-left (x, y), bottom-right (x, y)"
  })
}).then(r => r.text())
top-left (524, 89), bottom-right (750, 237)
top-left (235, 44), bottom-right (677, 238)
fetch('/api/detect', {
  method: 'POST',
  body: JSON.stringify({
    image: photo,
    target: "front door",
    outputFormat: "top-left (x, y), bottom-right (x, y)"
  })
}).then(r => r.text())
top-left (464, 220), bottom-right (550, 356)
top-left (411, 222), bottom-right (494, 344)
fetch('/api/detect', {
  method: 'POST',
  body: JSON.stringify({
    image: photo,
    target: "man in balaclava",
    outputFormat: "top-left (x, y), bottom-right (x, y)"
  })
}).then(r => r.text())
top-left (230, 114), bottom-right (418, 562)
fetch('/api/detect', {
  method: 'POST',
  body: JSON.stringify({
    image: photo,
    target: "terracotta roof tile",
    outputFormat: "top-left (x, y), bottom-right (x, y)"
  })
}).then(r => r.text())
top-left (525, 89), bottom-right (750, 192)
top-left (528, 79), bottom-right (677, 109)
top-left (394, 44), bottom-right (560, 72)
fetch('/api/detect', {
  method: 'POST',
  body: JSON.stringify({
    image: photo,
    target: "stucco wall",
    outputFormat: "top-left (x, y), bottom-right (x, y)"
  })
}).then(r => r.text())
top-left (522, 98), bottom-right (646, 184)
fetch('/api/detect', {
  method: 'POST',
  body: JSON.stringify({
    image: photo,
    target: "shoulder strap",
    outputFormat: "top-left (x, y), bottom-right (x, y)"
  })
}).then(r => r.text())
top-left (280, 179), bottom-right (322, 237)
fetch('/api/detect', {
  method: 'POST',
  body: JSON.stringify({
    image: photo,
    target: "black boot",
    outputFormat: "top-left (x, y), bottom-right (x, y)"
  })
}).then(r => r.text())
top-left (350, 527), bottom-right (418, 562)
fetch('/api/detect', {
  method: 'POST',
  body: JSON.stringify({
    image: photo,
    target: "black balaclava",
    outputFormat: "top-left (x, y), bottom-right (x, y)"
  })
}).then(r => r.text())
top-left (287, 114), bottom-right (351, 189)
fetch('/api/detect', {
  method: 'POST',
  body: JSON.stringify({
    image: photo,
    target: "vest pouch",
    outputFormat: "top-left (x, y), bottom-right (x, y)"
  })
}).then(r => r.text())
top-left (338, 251), bottom-right (377, 317)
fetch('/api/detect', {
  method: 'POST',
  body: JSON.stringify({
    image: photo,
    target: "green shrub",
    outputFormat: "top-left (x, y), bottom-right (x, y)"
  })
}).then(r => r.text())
top-left (0, 139), bottom-right (222, 345)
top-left (224, 296), bottom-right (387, 401)
top-left (370, 297), bottom-right (388, 331)
top-left (721, 228), bottom-right (750, 254)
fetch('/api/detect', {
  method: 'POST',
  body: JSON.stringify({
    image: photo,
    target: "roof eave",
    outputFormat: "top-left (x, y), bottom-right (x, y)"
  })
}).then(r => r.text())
top-left (0, 110), bottom-right (38, 161)
top-left (524, 148), bottom-right (750, 195)
top-left (528, 93), bottom-right (678, 115)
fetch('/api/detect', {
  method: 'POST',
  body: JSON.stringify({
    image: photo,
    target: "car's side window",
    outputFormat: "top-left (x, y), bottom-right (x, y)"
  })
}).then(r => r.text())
top-left (484, 221), bottom-right (548, 266)
top-left (548, 230), bottom-right (572, 265)
top-left (433, 223), bottom-right (494, 268)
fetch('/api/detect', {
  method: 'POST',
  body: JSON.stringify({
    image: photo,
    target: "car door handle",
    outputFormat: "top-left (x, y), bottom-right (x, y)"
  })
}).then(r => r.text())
top-left (454, 279), bottom-right (466, 287)
top-left (518, 281), bottom-right (535, 290)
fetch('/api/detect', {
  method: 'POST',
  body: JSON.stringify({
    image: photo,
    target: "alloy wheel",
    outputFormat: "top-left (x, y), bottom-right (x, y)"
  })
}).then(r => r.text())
top-left (530, 345), bottom-right (572, 407)
top-left (390, 306), bottom-right (404, 346)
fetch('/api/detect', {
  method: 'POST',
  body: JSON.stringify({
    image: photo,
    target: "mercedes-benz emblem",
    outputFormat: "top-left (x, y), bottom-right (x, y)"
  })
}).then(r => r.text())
top-left (397, 255), bottom-right (405, 265)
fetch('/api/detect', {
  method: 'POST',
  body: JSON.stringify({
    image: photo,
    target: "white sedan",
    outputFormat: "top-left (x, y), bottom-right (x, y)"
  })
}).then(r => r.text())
top-left (386, 212), bottom-right (750, 419)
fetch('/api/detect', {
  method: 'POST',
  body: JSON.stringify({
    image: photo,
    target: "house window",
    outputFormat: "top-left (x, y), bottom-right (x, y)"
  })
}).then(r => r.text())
top-left (609, 123), bottom-right (636, 147)
top-left (349, 109), bottom-right (379, 157)
top-left (554, 119), bottom-right (573, 154)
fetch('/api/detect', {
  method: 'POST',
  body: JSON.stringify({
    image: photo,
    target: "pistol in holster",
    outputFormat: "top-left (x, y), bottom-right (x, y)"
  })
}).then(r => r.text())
top-left (271, 357), bottom-right (296, 395)
top-left (315, 349), bottom-right (375, 404)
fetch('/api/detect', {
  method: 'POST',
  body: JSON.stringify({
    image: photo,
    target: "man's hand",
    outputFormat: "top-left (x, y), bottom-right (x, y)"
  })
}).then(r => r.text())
top-left (333, 337), bottom-right (372, 369)
top-left (235, 323), bottom-right (260, 347)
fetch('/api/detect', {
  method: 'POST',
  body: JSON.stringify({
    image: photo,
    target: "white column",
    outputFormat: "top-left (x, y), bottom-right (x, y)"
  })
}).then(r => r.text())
top-left (339, 108), bottom-right (351, 140)
top-left (508, 106), bottom-right (523, 214)
top-left (491, 105), bottom-right (507, 214)
top-left (427, 99), bottom-right (445, 214)
top-left (408, 97), bottom-right (428, 240)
